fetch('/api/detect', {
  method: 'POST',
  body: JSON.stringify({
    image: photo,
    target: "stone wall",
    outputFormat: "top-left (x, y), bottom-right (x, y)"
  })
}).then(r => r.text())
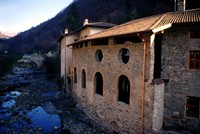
top-left (161, 24), bottom-right (200, 132)
top-left (68, 23), bottom-right (200, 133)
top-left (152, 79), bottom-right (164, 131)
top-left (72, 39), bottom-right (158, 133)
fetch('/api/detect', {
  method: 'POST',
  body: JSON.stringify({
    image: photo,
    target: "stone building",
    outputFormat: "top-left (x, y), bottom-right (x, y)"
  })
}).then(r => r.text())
top-left (58, 20), bottom-right (115, 93)
top-left (60, 1), bottom-right (200, 134)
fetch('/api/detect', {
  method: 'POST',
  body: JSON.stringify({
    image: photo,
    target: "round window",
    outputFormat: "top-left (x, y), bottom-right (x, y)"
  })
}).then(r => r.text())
top-left (119, 48), bottom-right (130, 64)
top-left (95, 49), bottom-right (103, 62)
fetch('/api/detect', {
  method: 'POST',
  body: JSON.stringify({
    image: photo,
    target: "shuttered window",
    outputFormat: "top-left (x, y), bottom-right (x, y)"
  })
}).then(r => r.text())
top-left (189, 51), bottom-right (200, 70)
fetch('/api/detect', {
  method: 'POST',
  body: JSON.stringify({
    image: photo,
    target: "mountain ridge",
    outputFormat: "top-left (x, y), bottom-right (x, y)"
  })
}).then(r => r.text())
top-left (0, 32), bottom-right (10, 39)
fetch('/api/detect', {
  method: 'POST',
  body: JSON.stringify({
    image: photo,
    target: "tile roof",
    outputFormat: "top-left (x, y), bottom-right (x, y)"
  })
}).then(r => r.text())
top-left (58, 22), bottom-right (115, 42)
top-left (152, 8), bottom-right (200, 29)
top-left (86, 8), bottom-right (200, 40)
top-left (67, 8), bottom-right (200, 46)
top-left (86, 22), bottom-right (116, 28)
top-left (85, 14), bottom-right (163, 40)
top-left (73, 22), bottom-right (116, 34)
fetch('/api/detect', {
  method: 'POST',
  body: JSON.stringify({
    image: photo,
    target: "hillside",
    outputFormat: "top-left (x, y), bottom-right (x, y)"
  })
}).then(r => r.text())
top-left (0, 0), bottom-right (199, 55)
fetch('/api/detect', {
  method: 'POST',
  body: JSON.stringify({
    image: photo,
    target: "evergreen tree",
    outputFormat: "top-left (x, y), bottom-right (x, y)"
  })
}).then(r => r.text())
top-left (66, 0), bottom-right (82, 32)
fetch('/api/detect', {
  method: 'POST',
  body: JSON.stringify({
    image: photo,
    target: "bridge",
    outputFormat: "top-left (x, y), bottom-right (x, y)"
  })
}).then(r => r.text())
top-left (17, 54), bottom-right (45, 68)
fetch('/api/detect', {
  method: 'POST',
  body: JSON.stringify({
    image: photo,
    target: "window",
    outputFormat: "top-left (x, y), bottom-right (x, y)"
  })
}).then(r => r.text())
top-left (91, 38), bottom-right (108, 46)
top-left (189, 51), bottom-right (200, 69)
top-left (84, 42), bottom-right (88, 47)
top-left (74, 67), bottom-right (77, 83)
top-left (118, 75), bottom-right (130, 104)
top-left (115, 35), bottom-right (142, 44)
top-left (75, 44), bottom-right (79, 49)
top-left (95, 49), bottom-right (103, 62)
top-left (119, 48), bottom-right (130, 64)
top-left (186, 96), bottom-right (199, 118)
top-left (80, 43), bottom-right (83, 48)
top-left (94, 72), bottom-right (103, 95)
top-left (82, 69), bottom-right (86, 88)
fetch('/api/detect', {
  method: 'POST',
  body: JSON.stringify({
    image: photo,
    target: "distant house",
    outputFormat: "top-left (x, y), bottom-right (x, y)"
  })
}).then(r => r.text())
top-left (58, 19), bottom-right (116, 92)
top-left (60, 0), bottom-right (200, 133)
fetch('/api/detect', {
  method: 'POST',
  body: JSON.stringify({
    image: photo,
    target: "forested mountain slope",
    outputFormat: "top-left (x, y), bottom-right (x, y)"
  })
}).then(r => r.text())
top-left (0, 0), bottom-right (199, 55)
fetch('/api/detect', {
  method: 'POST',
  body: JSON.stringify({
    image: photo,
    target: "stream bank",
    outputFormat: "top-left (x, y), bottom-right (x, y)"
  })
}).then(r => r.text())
top-left (0, 65), bottom-right (106, 133)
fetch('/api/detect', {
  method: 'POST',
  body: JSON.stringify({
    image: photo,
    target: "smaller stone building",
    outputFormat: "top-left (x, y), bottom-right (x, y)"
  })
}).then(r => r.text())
top-left (58, 20), bottom-right (115, 93)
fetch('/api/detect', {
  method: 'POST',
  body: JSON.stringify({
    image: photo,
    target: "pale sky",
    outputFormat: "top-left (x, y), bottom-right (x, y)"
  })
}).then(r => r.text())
top-left (0, 0), bottom-right (73, 33)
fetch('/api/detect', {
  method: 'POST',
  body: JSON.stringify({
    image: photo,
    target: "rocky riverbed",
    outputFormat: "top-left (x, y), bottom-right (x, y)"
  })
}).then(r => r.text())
top-left (0, 65), bottom-right (106, 134)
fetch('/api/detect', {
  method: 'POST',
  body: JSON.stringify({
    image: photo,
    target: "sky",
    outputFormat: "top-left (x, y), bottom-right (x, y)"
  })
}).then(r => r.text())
top-left (0, 0), bottom-right (73, 34)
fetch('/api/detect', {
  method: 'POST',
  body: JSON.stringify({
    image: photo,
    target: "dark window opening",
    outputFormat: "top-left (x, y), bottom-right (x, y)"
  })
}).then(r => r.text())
top-left (95, 49), bottom-right (103, 62)
top-left (189, 51), bottom-right (200, 70)
top-left (118, 75), bottom-right (130, 104)
top-left (186, 96), bottom-right (199, 118)
top-left (119, 48), bottom-right (130, 64)
top-left (115, 35), bottom-right (142, 44)
top-left (85, 42), bottom-right (88, 47)
top-left (91, 38), bottom-right (108, 46)
top-left (82, 69), bottom-right (86, 88)
top-left (80, 43), bottom-right (83, 48)
top-left (74, 67), bottom-right (77, 83)
top-left (94, 72), bottom-right (103, 95)
top-left (154, 34), bottom-right (162, 79)
top-left (190, 29), bottom-right (200, 38)
top-left (75, 44), bottom-right (79, 49)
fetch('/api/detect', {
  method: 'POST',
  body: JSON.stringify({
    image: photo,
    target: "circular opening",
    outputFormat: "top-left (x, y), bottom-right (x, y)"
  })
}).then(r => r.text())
top-left (95, 49), bottom-right (103, 62)
top-left (119, 48), bottom-right (130, 64)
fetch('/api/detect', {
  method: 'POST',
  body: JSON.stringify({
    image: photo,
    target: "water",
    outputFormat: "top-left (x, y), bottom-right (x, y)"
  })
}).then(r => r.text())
top-left (0, 66), bottom-right (62, 133)
top-left (27, 106), bottom-right (61, 133)
top-left (2, 99), bottom-right (16, 108)
top-left (0, 90), bottom-right (61, 133)
top-left (0, 91), bottom-right (20, 108)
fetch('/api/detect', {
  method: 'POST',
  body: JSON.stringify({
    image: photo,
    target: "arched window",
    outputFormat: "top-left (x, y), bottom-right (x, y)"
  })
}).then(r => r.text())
top-left (118, 75), bottom-right (130, 104)
top-left (74, 67), bottom-right (77, 83)
top-left (94, 72), bottom-right (103, 95)
top-left (82, 69), bottom-right (86, 88)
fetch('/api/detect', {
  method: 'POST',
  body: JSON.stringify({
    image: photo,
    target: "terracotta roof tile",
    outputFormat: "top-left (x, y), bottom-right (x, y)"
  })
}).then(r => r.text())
top-left (68, 8), bottom-right (200, 46)
top-left (87, 8), bottom-right (200, 40)
top-left (154, 8), bottom-right (200, 28)
top-left (86, 14), bottom-right (163, 40)
top-left (86, 22), bottom-right (116, 27)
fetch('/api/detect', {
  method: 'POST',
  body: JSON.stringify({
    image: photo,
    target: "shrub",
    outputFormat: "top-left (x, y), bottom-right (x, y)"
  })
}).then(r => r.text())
top-left (0, 55), bottom-right (22, 77)
top-left (43, 55), bottom-right (60, 78)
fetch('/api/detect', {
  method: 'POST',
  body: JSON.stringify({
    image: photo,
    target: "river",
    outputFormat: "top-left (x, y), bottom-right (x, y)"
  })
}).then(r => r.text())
top-left (0, 64), bottom-right (106, 133)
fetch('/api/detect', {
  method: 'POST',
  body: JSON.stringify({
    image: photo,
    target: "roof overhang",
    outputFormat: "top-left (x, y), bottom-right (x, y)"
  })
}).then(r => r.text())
top-left (152, 23), bottom-right (172, 33)
top-left (57, 33), bottom-right (69, 42)
top-left (67, 31), bottom-right (152, 47)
